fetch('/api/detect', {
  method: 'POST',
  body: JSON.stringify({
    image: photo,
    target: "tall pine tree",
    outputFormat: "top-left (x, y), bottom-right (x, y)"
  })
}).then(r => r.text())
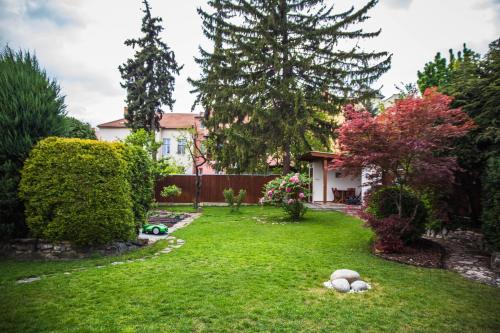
top-left (119, 0), bottom-right (182, 141)
top-left (190, 0), bottom-right (391, 174)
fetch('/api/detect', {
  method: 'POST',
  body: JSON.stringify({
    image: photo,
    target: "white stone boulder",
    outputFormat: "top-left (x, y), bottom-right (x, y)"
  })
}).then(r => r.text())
top-left (331, 278), bottom-right (350, 293)
top-left (331, 269), bottom-right (360, 283)
top-left (350, 280), bottom-right (369, 292)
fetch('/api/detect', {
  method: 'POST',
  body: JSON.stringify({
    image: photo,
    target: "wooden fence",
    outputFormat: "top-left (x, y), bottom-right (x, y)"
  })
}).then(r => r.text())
top-left (155, 174), bottom-right (278, 204)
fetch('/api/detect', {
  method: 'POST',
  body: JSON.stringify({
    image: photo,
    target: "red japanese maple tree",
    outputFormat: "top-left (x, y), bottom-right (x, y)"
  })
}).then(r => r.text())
top-left (334, 88), bottom-right (475, 218)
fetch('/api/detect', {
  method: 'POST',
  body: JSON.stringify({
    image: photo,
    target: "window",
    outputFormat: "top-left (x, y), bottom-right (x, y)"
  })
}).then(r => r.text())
top-left (177, 139), bottom-right (186, 155)
top-left (162, 138), bottom-right (171, 155)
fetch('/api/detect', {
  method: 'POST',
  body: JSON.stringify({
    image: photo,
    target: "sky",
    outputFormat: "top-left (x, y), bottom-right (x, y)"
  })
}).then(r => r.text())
top-left (0, 0), bottom-right (498, 127)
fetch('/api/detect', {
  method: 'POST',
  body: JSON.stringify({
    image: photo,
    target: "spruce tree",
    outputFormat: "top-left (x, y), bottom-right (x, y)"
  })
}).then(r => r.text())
top-left (0, 46), bottom-right (67, 238)
top-left (190, 0), bottom-right (391, 174)
top-left (119, 0), bottom-right (182, 138)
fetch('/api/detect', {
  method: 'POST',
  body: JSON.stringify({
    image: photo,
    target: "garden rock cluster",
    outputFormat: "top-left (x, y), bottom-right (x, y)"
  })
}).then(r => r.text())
top-left (323, 269), bottom-right (371, 293)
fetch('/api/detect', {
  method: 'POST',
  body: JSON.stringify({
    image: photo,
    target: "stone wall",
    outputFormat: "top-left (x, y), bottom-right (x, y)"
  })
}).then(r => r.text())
top-left (0, 238), bottom-right (148, 260)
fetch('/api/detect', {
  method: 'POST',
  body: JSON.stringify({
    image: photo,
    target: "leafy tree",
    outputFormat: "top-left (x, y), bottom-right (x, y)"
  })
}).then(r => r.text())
top-left (417, 44), bottom-right (478, 93)
top-left (335, 89), bottom-right (475, 218)
top-left (63, 116), bottom-right (97, 139)
top-left (190, 0), bottom-right (391, 174)
top-left (418, 40), bottom-right (498, 231)
top-left (0, 46), bottom-right (67, 238)
top-left (123, 128), bottom-right (161, 157)
top-left (119, 0), bottom-right (182, 157)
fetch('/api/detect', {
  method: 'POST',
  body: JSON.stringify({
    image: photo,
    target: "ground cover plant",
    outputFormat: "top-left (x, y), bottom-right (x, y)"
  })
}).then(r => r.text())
top-left (1, 206), bottom-right (499, 332)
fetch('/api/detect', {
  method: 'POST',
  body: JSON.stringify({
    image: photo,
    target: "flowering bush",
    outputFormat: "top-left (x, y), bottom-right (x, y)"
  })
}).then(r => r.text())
top-left (262, 173), bottom-right (310, 220)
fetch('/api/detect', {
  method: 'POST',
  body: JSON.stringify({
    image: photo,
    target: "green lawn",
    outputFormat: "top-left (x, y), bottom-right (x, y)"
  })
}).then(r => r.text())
top-left (1, 206), bottom-right (499, 332)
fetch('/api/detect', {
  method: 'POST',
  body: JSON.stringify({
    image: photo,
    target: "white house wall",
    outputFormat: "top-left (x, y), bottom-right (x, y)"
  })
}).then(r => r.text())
top-left (97, 128), bottom-right (131, 142)
top-left (311, 160), bottom-right (362, 202)
top-left (97, 127), bottom-right (194, 174)
top-left (159, 129), bottom-right (193, 174)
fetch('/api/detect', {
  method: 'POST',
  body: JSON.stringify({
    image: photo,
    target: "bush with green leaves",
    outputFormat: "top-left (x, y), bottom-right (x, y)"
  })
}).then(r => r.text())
top-left (0, 46), bottom-right (67, 239)
top-left (19, 137), bottom-right (136, 247)
top-left (482, 156), bottom-right (500, 251)
top-left (263, 173), bottom-right (310, 220)
top-left (365, 186), bottom-right (428, 245)
top-left (120, 144), bottom-right (154, 232)
top-left (63, 116), bottom-right (97, 139)
top-left (223, 188), bottom-right (246, 212)
top-left (161, 185), bottom-right (182, 201)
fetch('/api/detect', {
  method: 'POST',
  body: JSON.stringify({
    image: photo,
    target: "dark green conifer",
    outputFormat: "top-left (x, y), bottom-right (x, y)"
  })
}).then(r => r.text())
top-left (119, 0), bottom-right (182, 139)
top-left (190, 0), bottom-right (391, 173)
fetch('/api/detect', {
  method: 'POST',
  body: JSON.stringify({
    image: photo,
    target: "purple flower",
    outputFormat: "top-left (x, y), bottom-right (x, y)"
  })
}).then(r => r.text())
top-left (267, 190), bottom-right (273, 196)
top-left (286, 187), bottom-right (291, 193)
top-left (288, 198), bottom-right (295, 204)
top-left (298, 192), bottom-right (305, 199)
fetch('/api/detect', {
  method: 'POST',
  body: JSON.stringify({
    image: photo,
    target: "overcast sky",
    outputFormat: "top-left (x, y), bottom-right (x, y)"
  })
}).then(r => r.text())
top-left (1, 0), bottom-right (498, 126)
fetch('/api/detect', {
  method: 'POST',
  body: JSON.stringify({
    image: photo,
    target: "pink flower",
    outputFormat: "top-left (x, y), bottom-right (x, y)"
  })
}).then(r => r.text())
top-left (289, 176), bottom-right (299, 183)
top-left (287, 198), bottom-right (295, 204)
top-left (267, 190), bottom-right (273, 196)
top-left (298, 192), bottom-right (305, 199)
top-left (286, 187), bottom-right (291, 193)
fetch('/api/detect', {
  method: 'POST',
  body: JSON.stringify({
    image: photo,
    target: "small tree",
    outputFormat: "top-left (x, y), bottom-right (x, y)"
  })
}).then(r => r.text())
top-left (335, 89), bottom-right (475, 221)
top-left (182, 129), bottom-right (207, 211)
top-left (223, 188), bottom-right (246, 212)
top-left (160, 185), bottom-right (182, 203)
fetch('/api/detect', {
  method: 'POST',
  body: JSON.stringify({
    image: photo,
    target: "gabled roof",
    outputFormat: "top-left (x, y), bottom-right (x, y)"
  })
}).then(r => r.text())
top-left (299, 151), bottom-right (336, 161)
top-left (97, 113), bottom-right (200, 129)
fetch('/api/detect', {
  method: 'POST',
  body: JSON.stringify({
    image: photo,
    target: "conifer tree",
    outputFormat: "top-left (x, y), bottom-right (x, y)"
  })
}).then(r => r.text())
top-left (190, 0), bottom-right (391, 174)
top-left (119, 0), bottom-right (182, 142)
top-left (0, 46), bottom-right (67, 238)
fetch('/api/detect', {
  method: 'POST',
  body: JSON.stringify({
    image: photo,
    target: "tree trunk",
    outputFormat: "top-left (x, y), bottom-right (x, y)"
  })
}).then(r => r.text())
top-left (280, 0), bottom-right (291, 176)
top-left (283, 143), bottom-right (291, 175)
top-left (194, 168), bottom-right (202, 211)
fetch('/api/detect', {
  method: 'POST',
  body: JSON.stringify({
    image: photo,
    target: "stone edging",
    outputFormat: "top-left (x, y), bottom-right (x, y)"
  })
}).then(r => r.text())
top-left (15, 213), bottom-right (201, 284)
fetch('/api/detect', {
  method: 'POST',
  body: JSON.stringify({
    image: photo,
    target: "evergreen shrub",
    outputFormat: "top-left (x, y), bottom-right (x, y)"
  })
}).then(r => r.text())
top-left (19, 137), bottom-right (135, 247)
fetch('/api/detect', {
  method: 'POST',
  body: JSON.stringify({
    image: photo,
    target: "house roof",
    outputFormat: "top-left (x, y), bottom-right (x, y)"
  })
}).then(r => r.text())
top-left (299, 151), bottom-right (336, 161)
top-left (97, 113), bottom-right (200, 129)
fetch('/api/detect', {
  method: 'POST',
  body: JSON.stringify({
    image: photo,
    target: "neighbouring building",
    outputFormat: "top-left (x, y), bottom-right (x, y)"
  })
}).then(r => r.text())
top-left (96, 108), bottom-right (217, 175)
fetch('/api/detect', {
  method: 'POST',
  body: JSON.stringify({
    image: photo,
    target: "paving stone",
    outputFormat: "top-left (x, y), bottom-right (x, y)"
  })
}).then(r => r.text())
top-left (17, 276), bottom-right (41, 284)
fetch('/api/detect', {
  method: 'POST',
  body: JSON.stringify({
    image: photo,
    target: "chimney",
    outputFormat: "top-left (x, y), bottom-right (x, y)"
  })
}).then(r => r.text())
top-left (123, 106), bottom-right (128, 117)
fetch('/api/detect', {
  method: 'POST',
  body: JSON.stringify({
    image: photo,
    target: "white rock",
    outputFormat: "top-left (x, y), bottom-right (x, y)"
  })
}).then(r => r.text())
top-left (331, 269), bottom-right (360, 283)
top-left (323, 281), bottom-right (334, 289)
top-left (331, 278), bottom-right (350, 293)
top-left (350, 280), bottom-right (369, 292)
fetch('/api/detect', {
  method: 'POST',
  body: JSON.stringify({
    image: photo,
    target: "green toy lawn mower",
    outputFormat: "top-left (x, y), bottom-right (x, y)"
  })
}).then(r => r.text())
top-left (142, 223), bottom-right (168, 235)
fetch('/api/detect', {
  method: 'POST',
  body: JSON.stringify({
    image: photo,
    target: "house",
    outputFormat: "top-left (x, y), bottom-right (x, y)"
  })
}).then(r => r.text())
top-left (300, 152), bottom-right (370, 204)
top-left (299, 94), bottom-right (401, 204)
top-left (96, 108), bottom-right (217, 175)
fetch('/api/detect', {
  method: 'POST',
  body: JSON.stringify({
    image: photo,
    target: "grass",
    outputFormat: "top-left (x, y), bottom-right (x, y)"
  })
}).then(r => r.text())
top-left (0, 206), bottom-right (499, 332)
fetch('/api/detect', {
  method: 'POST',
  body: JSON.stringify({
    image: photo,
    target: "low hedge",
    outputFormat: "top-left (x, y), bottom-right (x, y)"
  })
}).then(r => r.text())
top-left (19, 137), bottom-right (135, 247)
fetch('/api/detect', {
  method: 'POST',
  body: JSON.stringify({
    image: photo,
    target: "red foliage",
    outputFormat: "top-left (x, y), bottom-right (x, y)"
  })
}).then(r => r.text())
top-left (333, 88), bottom-right (475, 191)
top-left (363, 213), bottom-right (408, 253)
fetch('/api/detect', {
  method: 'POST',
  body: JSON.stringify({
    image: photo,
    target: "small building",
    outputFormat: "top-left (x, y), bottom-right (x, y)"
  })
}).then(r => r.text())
top-left (96, 108), bottom-right (217, 175)
top-left (300, 152), bottom-right (370, 204)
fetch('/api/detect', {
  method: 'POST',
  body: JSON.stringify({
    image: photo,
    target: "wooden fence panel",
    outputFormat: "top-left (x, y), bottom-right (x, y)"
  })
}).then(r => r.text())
top-left (155, 176), bottom-right (196, 203)
top-left (155, 175), bottom-right (277, 204)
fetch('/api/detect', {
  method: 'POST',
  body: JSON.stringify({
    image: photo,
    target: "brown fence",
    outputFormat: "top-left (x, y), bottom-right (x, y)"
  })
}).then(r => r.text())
top-left (155, 175), bottom-right (278, 204)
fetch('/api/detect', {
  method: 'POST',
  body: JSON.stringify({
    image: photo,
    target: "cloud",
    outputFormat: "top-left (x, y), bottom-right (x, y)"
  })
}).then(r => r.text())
top-left (383, 0), bottom-right (413, 10)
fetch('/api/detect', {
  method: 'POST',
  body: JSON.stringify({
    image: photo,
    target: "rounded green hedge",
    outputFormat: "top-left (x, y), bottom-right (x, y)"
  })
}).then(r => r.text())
top-left (366, 186), bottom-right (428, 244)
top-left (19, 137), bottom-right (135, 247)
top-left (119, 144), bottom-right (154, 232)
